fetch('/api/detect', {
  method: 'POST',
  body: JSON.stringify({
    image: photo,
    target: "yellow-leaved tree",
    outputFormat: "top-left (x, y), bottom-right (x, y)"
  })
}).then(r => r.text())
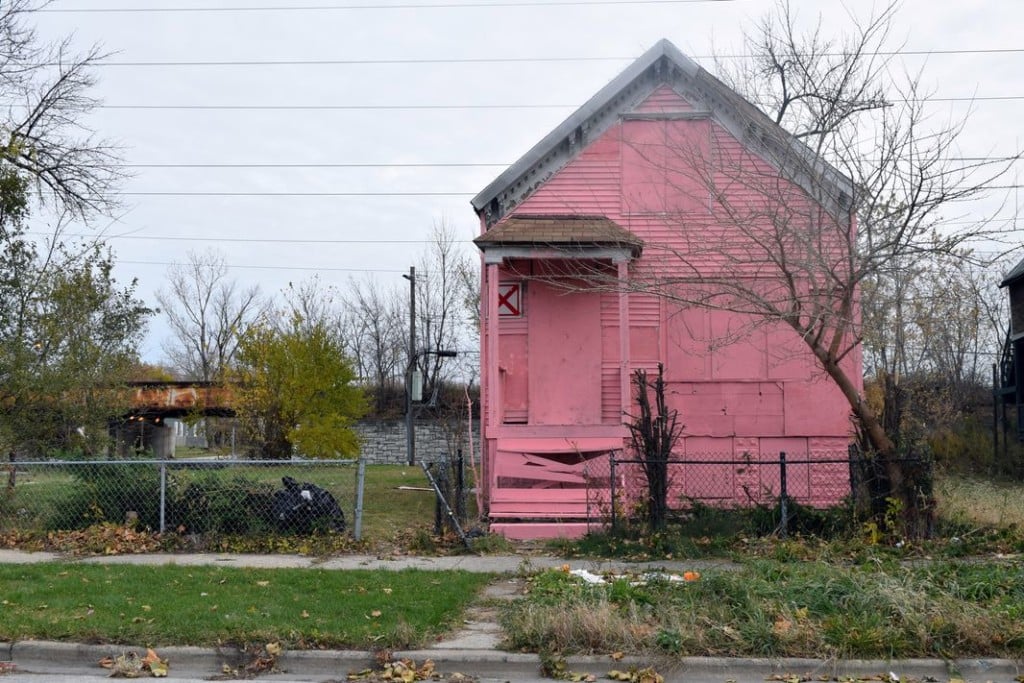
top-left (233, 314), bottom-right (367, 459)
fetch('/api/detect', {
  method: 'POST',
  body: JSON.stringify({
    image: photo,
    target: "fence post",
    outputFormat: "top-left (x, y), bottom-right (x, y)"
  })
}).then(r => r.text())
top-left (779, 451), bottom-right (788, 539)
top-left (159, 461), bottom-right (167, 533)
top-left (354, 458), bottom-right (366, 541)
top-left (433, 461), bottom-right (444, 534)
top-left (610, 452), bottom-right (618, 533)
top-left (456, 449), bottom-right (465, 522)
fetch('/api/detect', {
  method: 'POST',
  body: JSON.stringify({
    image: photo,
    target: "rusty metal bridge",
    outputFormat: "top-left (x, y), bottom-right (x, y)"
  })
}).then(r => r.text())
top-left (126, 381), bottom-right (235, 419)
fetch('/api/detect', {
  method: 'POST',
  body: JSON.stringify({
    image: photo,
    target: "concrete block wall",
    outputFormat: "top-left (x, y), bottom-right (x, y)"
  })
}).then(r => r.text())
top-left (355, 419), bottom-right (481, 464)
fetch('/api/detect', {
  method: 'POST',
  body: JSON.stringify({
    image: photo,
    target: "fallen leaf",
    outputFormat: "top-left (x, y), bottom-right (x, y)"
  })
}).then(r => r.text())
top-left (371, 609), bottom-right (382, 618)
top-left (610, 651), bottom-right (625, 661)
top-left (301, 610), bottom-right (310, 618)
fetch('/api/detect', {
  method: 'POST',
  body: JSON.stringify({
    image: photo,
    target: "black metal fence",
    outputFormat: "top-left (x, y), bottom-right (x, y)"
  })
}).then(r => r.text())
top-left (587, 450), bottom-right (929, 537)
top-left (1, 458), bottom-right (365, 540)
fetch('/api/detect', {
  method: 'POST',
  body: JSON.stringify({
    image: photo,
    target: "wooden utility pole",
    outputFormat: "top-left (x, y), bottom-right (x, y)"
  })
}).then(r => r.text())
top-left (404, 266), bottom-right (417, 465)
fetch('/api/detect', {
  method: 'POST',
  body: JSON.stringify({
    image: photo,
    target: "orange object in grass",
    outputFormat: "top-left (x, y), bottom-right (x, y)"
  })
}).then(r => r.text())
top-left (683, 571), bottom-right (701, 582)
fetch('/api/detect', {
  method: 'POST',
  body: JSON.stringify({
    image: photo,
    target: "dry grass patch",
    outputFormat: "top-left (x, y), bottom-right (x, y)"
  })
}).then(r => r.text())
top-left (934, 475), bottom-right (1024, 529)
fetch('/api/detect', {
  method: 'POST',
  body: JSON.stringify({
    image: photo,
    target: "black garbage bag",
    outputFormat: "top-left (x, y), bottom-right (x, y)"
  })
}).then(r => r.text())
top-left (272, 476), bottom-right (346, 533)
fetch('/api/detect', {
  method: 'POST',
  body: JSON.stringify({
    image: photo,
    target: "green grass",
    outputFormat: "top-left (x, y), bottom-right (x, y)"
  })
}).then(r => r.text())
top-left (0, 563), bottom-right (493, 649)
top-left (503, 560), bottom-right (1024, 659)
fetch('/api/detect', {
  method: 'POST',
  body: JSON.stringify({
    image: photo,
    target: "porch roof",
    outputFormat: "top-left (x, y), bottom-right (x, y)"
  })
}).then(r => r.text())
top-left (473, 214), bottom-right (643, 262)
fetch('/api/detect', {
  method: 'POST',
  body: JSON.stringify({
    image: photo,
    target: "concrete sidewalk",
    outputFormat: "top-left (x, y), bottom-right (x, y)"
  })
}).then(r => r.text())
top-left (1, 550), bottom-right (1021, 682)
top-left (0, 548), bottom-right (742, 573)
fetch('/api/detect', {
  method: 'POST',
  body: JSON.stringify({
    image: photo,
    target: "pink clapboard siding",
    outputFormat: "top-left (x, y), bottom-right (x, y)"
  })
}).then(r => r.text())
top-left (477, 79), bottom-right (857, 539)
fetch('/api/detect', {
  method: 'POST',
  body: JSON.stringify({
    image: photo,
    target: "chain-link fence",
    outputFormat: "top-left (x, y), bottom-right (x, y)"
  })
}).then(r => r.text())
top-left (1, 458), bottom-right (365, 540)
top-left (586, 450), bottom-right (925, 537)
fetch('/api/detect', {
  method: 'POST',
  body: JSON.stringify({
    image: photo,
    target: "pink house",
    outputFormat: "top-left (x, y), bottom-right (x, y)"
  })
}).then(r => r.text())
top-left (472, 40), bottom-right (858, 540)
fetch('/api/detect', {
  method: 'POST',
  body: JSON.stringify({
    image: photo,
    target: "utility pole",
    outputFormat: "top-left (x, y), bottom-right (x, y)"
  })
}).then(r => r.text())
top-left (403, 266), bottom-right (417, 465)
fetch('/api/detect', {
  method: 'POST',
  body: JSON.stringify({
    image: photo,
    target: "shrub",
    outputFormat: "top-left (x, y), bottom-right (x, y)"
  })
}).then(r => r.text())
top-left (47, 463), bottom-right (162, 530)
top-left (169, 474), bottom-right (276, 535)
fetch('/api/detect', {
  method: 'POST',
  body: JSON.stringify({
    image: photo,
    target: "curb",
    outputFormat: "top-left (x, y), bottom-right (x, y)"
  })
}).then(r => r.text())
top-left (5, 641), bottom-right (1022, 682)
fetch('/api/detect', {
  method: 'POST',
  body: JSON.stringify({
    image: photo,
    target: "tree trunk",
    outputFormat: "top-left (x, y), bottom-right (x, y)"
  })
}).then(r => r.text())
top-left (814, 347), bottom-right (933, 538)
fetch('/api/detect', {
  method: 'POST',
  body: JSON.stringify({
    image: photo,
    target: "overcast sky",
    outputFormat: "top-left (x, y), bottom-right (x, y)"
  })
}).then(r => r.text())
top-left (28, 0), bottom-right (1024, 363)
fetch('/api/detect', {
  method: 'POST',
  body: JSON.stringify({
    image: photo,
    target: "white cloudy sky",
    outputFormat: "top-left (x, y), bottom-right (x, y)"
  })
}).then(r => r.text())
top-left (27, 0), bottom-right (1024, 363)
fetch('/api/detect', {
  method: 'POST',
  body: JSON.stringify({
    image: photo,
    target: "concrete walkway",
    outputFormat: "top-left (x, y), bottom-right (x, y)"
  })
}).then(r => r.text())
top-left (1, 550), bottom-right (1021, 682)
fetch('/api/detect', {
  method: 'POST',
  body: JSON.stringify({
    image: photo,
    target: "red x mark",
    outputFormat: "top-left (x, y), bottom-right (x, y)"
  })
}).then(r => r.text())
top-left (497, 283), bottom-right (521, 316)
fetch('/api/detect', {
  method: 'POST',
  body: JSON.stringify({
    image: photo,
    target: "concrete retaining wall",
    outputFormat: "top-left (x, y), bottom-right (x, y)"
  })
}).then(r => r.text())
top-left (355, 419), bottom-right (480, 464)
top-left (158, 417), bottom-right (480, 463)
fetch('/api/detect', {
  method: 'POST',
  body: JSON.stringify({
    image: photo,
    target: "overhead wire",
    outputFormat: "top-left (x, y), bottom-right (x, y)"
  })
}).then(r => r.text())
top-left (38, 217), bottom-right (1024, 248)
top-left (81, 96), bottom-right (1024, 109)
top-left (120, 259), bottom-right (408, 274)
top-left (110, 156), bottom-right (1020, 168)
top-left (65, 184), bottom-right (1024, 197)
top-left (48, 46), bottom-right (1024, 67)
top-left (38, 0), bottom-right (740, 13)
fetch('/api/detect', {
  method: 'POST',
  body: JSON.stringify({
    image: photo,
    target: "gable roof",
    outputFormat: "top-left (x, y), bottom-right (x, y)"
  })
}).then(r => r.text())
top-left (471, 38), bottom-right (855, 228)
top-left (1001, 256), bottom-right (1024, 287)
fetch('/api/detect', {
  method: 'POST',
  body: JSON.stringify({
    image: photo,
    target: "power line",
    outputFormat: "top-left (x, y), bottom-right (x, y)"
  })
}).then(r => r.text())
top-left (117, 162), bottom-right (508, 168)
top-left (94, 103), bottom-right (575, 110)
top-left (113, 155), bottom-right (1022, 169)
top-left (48, 232), bottom-right (450, 244)
top-left (38, 0), bottom-right (737, 13)
top-left (121, 259), bottom-right (406, 274)
top-left (40, 217), bottom-right (1024, 250)
top-left (69, 47), bottom-right (1024, 67)
top-left (85, 96), bottom-right (1024, 110)
top-left (102, 185), bottom-right (1024, 197)
top-left (117, 191), bottom-right (471, 196)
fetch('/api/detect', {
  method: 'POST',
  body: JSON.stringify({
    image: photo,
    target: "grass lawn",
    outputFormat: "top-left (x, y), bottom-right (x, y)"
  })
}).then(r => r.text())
top-left (0, 563), bottom-right (494, 650)
top-left (503, 559), bottom-right (1024, 659)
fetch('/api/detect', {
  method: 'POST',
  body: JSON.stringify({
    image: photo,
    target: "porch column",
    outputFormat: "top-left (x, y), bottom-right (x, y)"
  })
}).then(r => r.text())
top-left (617, 259), bottom-right (631, 418)
top-left (486, 263), bottom-right (500, 431)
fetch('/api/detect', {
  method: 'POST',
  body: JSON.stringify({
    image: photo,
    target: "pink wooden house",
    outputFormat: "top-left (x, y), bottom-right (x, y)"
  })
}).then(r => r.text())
top-left (471, 40), bottom-right (858, 540)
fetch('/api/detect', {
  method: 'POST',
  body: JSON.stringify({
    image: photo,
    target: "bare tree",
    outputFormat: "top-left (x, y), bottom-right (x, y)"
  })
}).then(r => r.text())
top-left (279, 276), bottom-right (346, 341)
top-left (416, 219), bottom-right (479, 399)
top-left (628, 364), bottom-right (683, 532)
top-left (157, 250), bottom-right (267, 382)
top-left (344, 277), bottom-right (406, 415)
top-left (1, 0), bottom-right (123, 219)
